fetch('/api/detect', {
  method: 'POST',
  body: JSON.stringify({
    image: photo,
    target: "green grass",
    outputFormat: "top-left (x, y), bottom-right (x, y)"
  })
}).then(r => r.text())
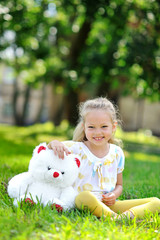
top-left (0, 122), bottom-right (160, 240)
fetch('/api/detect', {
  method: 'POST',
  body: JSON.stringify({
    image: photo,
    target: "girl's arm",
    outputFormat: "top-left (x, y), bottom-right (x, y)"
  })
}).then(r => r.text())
top-left (102, 173), bottom-right (123, 206)
top-left (47, 140), bottom-right (71, 159)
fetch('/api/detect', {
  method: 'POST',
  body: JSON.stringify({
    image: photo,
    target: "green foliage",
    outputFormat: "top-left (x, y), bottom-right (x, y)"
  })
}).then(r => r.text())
top-left (1, 0), bottom-right (160, 125)
top-left (0, 123), bottom-right (160, 239)
top-left (0, 0), bottom-right (160, 97)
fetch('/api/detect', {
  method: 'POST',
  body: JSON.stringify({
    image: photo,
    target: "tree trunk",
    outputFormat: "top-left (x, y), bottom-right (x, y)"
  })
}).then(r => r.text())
top-left (34, 82), bottom-right (46, 123)
top-left (69, 19), bottom-right (92, 67)
top-left (64, 19), bottom-right (93, 125)
top-left (64, 89), bottom-right (79, 126)
top-left (96, 6), bottom-right (129, 103)
top-left (53, 101), bottom-right (65, 126)
top-left (97, 76), bottom-right (128, 105)
top-left (12, 78), bottom-right (20, 125)
top-left (22, 85), bottom-right (31, 125)
top-left (12, 82), bottom-right (31, 126)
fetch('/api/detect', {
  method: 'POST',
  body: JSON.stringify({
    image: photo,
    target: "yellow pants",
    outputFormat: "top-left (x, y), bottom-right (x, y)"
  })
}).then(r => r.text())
top-left (75, 191), bottom-right (160, 218)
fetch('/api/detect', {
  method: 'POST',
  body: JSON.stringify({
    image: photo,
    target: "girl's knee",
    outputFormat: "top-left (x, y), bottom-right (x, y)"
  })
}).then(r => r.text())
top-left (143, 197), bottom-right (160, 205)
top-left (152, 197), bottom-right (160, 201)
top-left (75, 191), bottom-right (99, 209)
top-left (151, 197), bottom-right (160, 205)
top-left (76, 191), bottom-right (92, 198)
top-left (75, 191), bottom-right (115, 217)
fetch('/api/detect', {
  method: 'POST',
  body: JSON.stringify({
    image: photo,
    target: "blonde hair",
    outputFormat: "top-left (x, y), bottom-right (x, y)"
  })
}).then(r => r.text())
top-left (73, 97), bottom-right (122, 146)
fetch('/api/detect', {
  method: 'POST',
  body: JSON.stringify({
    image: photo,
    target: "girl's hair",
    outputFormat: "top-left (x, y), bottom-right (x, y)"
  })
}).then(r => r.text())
top-left (72, 97), bottom-right (122, 146)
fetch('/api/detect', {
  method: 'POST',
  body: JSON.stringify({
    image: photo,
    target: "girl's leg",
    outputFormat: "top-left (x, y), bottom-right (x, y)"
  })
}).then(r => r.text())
top-left (129, 197), bottom-right (160, 218)
top-left (110, 197), bottom-right (160, 218)
top-left (75, 191), bottom-right (116, 218)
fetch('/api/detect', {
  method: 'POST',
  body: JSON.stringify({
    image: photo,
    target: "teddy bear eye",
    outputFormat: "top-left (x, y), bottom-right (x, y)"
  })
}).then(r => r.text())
top-left (48, 167), bottom-right (51, 170)
top-left (61, 172), bottom-right (65, 175)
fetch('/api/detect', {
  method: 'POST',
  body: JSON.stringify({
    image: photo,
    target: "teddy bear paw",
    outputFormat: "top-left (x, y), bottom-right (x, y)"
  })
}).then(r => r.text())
top-left (24, 198), bottom-right (35, 205)
top-left (51, 203), bottom-right (63, 213)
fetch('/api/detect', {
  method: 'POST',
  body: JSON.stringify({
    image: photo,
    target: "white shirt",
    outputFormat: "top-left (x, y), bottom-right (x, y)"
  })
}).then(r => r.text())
top-left (63, 141), bottom-right (125, 200)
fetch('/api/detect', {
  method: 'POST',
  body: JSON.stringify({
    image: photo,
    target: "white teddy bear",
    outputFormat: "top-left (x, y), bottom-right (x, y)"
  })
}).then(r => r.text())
top-left (7, 142), bottom-right (81, 212)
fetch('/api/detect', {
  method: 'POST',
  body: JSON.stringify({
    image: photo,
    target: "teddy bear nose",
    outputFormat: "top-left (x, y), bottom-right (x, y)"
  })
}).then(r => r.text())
top-left (53, 172), bottom-right (59, 178)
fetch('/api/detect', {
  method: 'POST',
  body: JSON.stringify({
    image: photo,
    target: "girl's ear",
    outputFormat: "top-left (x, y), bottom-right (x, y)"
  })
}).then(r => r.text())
top-left (81, 122), bottom-right (85, 132)
top-left (82, 122), bottom-right (87, 141)
top-left (112, 121), bottom-right (117, 132)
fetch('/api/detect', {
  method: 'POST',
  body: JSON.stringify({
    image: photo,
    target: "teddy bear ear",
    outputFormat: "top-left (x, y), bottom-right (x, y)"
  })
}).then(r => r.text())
top-left (37, 145), bottom-right (46, 154)
top-left (75, 158), bottom-right (81, 168)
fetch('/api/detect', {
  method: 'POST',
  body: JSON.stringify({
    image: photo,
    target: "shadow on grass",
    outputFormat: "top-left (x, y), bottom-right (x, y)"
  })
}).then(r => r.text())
top-left (0, 136), bottom-right (34, 157)
top-left (0, 123), bottom-right (73, 159)
top-left (123, 140), bottom-right (160, 156)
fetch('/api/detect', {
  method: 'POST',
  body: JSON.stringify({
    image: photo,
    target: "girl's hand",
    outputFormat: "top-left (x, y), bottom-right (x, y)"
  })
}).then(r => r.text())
top-left (102, 192), bottom-right (116, 206)
top-left (47, 140), bottom-right (71, 159)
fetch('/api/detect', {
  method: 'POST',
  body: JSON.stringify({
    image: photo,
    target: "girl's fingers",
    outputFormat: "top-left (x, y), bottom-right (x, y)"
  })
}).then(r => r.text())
top-left (47, 141), bottom-right (71, 159)
top-left (58, 152), bottom-right (64, 159)
top-left (107, 203), bottom-right (113, 206)
top-left (103, 201), bottom-right (113, 206)
top-left (65, 149), bottom-right (71, 156)
top-left (102, 195), bottom-right (111, 201)
top-left (47, 142), bottom-right (56, 149)
top-left (54, 147), bottom-right (64, 159)
top-left (102, 197), bottom-right (115, 204)
top-left (52, 146), bottom-right (71, 159)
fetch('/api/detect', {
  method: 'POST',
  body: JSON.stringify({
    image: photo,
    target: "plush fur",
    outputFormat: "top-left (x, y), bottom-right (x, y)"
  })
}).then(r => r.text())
top-left (7, 143), bottom-right (81, 211)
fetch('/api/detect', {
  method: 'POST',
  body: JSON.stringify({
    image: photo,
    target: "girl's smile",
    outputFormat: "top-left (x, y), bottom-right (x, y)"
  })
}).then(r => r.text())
top-left (93, 137), bottom-right (104, 141)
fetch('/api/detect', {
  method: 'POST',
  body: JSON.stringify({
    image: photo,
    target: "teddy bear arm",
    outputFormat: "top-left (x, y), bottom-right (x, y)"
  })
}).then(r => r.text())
top-left (8, 172), bottom-right (32, 198)
top-left (59, 187), bottom-right (78, 210)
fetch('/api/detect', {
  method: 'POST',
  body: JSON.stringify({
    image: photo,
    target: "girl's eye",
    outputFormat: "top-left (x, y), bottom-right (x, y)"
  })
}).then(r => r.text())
top-left (102, 126), bottom-right (108, 128)
top-left (48, 167), bottom-right (51, 170)
top-left (88, 126), bottom-right (94, 128)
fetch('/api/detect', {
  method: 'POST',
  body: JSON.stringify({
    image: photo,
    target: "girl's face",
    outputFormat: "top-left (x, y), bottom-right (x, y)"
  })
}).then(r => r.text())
top-left (84, 109), bottom-right (116, 147)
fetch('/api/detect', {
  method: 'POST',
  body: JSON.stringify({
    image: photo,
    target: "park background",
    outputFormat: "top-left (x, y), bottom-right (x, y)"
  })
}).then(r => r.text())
top-left (0, 0), bottom-right (160, 239)
top-left (0, 0), bottom-right (160, 135)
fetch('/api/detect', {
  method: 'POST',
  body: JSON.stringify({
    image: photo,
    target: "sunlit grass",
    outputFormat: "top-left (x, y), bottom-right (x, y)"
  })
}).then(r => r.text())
top-left (126, 151), bottom-right (160, 163)
top-left (0, 121), bottom-right (71, 145)
top-left (0, 122), bottom-right (160, 240)
top-left (116, 127), bottom-right (160, 147)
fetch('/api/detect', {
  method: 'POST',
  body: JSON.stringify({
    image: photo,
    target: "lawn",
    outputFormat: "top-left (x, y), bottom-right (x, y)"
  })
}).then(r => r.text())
top-left (0, 122), bottom-right (160, 240)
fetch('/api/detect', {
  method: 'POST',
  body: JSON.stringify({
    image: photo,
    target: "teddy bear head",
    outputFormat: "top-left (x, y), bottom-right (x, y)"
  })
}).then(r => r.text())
top-left (28, 143), bottom-right (81, 188)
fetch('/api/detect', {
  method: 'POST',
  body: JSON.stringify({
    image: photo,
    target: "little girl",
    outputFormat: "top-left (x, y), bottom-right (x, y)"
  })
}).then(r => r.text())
top-left (48, 97), bottom-right (160, 219)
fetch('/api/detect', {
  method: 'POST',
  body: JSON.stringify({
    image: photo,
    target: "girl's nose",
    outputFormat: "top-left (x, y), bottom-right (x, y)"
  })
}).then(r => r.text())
top-left (95, 128), bottom-right (102, 134)
top-left (53, 172), bottom-right (59, 178)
